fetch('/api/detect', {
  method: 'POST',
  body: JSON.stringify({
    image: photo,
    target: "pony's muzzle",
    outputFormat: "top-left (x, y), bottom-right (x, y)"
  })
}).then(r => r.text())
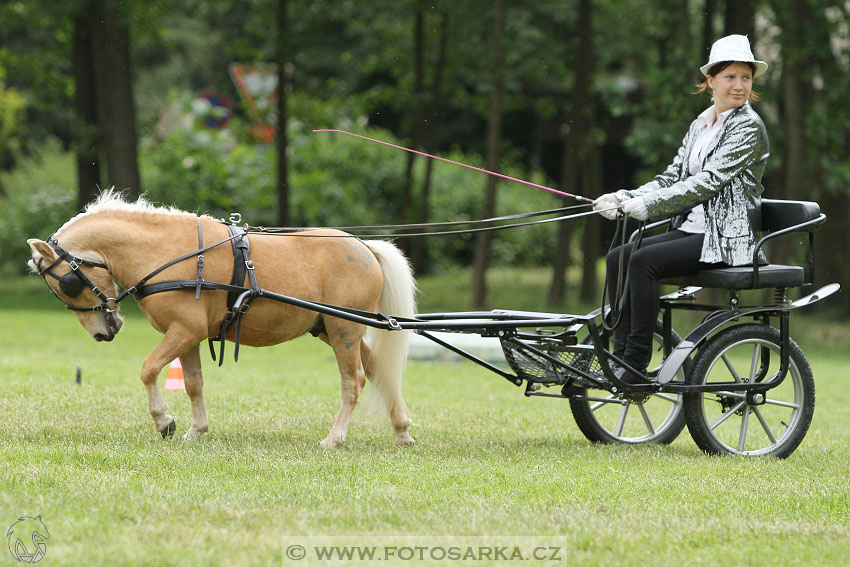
top-left (95, 311), bottom-right (124, 341)
top-left (94, 332), bottom-right (114, 342)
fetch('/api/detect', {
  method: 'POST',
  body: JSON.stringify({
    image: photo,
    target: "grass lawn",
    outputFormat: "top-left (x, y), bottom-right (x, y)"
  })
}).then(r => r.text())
top-left (1, 272), bottom-right (848, 566)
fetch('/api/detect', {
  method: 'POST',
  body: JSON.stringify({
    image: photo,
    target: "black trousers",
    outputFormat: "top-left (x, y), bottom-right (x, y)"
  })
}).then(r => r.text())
top-left (605, 230), bottom-right (720, 370)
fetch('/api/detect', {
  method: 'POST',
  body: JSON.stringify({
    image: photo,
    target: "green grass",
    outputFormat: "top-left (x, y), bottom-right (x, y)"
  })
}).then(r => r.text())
top-left (1, 273), bottom-right (849, 566)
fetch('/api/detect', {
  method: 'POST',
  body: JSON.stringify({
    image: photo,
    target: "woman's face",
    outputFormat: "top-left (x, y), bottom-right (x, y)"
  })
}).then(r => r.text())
top-left (707, 62), bottom-right (753, 113)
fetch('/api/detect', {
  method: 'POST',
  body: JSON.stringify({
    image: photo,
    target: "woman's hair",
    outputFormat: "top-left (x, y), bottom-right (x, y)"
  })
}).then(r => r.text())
top-left (695, 61), bottom-right (760, 103)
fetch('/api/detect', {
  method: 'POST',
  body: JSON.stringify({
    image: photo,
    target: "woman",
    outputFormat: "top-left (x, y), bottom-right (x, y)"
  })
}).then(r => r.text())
top-left (592, 34), bottom-right (770, 384)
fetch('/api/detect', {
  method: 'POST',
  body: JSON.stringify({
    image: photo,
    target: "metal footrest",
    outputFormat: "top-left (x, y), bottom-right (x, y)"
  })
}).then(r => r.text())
top-left (500, 337), bottom-right (600, 386)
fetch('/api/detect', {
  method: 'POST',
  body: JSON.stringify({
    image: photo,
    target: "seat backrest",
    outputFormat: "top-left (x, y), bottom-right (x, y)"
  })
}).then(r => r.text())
top-left (760, 199), bottom-right (821, 233)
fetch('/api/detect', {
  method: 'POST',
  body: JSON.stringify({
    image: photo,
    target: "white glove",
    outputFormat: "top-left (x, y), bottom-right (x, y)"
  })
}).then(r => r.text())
top-left (592, 193), bottom-right (621, 221)
top-left (621, 197), bottom-right (649, 221)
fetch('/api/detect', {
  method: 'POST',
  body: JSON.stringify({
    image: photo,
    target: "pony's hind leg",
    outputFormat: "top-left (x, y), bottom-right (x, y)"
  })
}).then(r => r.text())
top-left (320, 320), bottom-right (368, 448)
top-left (180, 344), bottom-right (209, 440)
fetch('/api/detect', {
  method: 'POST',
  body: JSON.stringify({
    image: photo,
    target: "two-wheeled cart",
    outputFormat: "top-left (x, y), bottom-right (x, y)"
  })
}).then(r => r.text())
top-left (265, 198), bottom-right (838, 458)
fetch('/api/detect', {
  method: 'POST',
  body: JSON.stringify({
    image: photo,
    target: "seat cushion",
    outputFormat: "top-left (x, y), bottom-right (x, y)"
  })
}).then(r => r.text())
top-left (661, 264), bottom-right (805, 289)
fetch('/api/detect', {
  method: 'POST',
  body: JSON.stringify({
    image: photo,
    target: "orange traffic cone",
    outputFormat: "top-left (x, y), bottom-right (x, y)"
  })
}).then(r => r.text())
top-left (164, 359), bottom-right (185, 391)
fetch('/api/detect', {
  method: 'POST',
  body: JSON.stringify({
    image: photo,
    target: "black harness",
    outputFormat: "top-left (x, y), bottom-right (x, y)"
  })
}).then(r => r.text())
top-left (38, 219), bottom-right (262, 365)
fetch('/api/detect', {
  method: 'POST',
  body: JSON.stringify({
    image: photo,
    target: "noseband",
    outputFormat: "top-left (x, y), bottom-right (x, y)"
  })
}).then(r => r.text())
top-left (37, 239), bottom-right (119, 313)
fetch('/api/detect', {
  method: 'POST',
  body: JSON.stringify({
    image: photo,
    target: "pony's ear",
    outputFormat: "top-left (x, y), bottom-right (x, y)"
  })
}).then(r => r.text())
top-left (27, 239), bottom-right (58, 273)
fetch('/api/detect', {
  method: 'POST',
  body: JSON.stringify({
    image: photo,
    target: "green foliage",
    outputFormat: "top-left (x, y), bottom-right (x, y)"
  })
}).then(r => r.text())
top-left (140, 90), bottom-right (561, 270)
top-left (0, 140), bottom-right (77, 275)
top-left (0, 66), bottom-right (26, 174)
top-left (140, 91), bottom-right (275, 222)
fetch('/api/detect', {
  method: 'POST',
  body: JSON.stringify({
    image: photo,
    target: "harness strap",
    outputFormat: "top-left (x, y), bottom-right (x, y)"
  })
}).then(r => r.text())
top-left (195, 218), bottom-right (205, 300)
top-left (208, 225), bottom-right (262, 366)
top-left (134, 279), bottom-right (248, 299)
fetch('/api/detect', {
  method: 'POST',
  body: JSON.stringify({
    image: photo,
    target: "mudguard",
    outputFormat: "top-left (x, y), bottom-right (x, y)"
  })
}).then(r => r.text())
top-left (657, 283), bottom-right (840, 384)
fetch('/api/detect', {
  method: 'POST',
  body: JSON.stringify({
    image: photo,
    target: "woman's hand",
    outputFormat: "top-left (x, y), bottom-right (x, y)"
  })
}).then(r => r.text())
top-left (621, 197), bottom-right (649, 221)
top-left (593, 193), bottom-right (622, 220)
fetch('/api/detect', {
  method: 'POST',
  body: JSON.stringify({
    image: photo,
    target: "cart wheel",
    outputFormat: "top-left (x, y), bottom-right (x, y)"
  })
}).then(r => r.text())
top-left (569, 323), bottom-right (686, 445)
top-left (682, 324), bottom-right (815, 458)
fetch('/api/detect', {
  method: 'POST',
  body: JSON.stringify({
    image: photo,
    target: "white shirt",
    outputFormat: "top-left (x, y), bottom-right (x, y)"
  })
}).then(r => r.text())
top-left (679, 106), bottom-right (734, 234)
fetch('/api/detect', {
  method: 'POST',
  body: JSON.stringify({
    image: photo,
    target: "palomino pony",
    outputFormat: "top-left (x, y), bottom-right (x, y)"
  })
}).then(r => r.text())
top-left (27, 191), bottom-right (416, 447)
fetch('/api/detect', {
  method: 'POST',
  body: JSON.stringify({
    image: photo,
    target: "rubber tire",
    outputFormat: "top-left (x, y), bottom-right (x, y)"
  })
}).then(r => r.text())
top-left (569, 322), bottom-right (687, 445)
top-left (683, 324), bottom-right (815, 458)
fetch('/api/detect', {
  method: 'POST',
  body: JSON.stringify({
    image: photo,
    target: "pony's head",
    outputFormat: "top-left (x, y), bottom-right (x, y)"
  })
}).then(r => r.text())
top-left (27, 238), bottom-right (124, 342)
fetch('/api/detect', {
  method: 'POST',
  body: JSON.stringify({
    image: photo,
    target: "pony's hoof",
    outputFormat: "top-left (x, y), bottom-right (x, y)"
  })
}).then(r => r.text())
top-left (182, 429), bottom-right (206, 441)
top-left (320, 436), bottom-right (343, 449)
top-left (396, 433), bottom-right (415, 446)
top-left (160, 419), bottom-right (176, 439)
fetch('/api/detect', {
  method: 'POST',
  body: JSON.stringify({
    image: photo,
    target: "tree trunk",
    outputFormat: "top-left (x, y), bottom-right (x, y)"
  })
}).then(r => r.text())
top-left (276, 0), bottom-right (290, 226)
top-left (398, 1), bottom-right (427, 239)
top-left (91, 0), bottom-right (140, 198)
top-left (471, 0), bottom-right (506, 309)
top-left (775, 0), bottom-right (806, 265)
top-left (72, 2), bottom-right (101, 210)
top-left (580, 142), bottom-right (602, 303)
top-left (549, 0), bottom-right (594, 307)
top-left (702, 0), bottom-right (716, 65)
top-left (816, 191), bottom-right (850, 316)
top-left (576, 0), bottom-right (601, 304)
top-left (410, 10), bottom-right (449, 273)
top-left (723, 0), bottom-right (755, 39)
top-left (547, 128), bottom-right (576, 307)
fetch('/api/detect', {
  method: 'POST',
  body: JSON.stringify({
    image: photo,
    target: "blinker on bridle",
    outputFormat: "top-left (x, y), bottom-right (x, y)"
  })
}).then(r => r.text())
top-left (38, 239), bottom-right (118, 313)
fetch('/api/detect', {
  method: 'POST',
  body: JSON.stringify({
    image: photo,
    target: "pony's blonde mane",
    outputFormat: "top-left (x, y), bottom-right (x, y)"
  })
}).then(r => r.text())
top-left (55, 189), bottom-right (201, 236)
top-left (85, 189), bottom-right (194, 217)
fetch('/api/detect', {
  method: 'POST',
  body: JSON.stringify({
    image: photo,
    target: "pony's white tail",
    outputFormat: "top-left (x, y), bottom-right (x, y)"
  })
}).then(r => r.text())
top-left (363, 240), bottom-right (416, 428)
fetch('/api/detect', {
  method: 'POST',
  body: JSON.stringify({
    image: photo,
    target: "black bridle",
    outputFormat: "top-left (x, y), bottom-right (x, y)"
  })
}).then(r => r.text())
top-left (37, 239), bottom-right (119, 313)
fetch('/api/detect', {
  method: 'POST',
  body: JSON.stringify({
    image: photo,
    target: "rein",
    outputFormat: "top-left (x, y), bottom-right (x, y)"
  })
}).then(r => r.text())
top-left (244, 205), bottom-right (614, 239)
top-left (599, 217), bottom-right (647, 332)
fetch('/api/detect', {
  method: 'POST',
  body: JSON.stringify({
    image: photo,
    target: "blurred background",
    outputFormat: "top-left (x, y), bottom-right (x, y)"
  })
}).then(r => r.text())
top-left (1, 0), bottom-right (847, 314)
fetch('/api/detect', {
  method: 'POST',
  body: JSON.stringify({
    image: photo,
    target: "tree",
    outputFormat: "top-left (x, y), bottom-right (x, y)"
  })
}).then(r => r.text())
top-left (471, 0), bottom-right (506, 309)
top-left (544, 0), bottom-right (604, 306)
top-left (724, 0), bottom-right (756, 38)
top-left (72, 1), bottom-right (101, 208)
top-left (409, 8), bottom-right (449, 273)
top-left (780, 0), bottom-right (850, 316)
top-left (90, 0), bottom-right (141, 198)
top-left (397, 0), bottom-right (427, 238)
top-left (276, 0), bottom-right (290, 225)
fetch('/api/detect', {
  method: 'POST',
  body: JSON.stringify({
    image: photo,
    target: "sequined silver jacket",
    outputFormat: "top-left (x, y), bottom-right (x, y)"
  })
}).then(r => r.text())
top-left (615, 102), bottom-right (769, 266)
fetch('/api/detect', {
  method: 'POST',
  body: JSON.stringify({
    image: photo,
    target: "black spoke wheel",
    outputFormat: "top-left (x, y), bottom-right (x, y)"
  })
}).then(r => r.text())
top-left (569, 322), bottom-right (686, 445)
top-left (683, 324), bottom-right (815, 458)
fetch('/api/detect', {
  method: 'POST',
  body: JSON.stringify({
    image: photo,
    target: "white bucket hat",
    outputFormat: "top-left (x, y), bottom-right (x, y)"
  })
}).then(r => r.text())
top-left (700, 34), bottom-right (768, 78)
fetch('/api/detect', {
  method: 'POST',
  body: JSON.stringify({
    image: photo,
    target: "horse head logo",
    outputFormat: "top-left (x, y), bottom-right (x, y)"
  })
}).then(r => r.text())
top-left (6, 516), bottom-right (50, 564)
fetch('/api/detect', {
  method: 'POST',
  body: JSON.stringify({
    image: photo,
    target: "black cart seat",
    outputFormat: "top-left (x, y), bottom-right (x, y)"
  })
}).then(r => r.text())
top-left (658, 199), bottom-right (825, 290)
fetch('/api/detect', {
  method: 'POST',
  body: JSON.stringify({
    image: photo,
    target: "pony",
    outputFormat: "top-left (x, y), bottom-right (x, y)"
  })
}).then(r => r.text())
top-left (26, 191), bottom-right (416, 447)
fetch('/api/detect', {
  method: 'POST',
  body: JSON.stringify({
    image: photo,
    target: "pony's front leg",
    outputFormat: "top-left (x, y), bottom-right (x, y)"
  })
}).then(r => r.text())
top-left (140, 327), bottom-right (203, 438)
top-left (140, 350), bottom-right (176, 438)
top-left (180, 344), bottom-right (208, 440)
